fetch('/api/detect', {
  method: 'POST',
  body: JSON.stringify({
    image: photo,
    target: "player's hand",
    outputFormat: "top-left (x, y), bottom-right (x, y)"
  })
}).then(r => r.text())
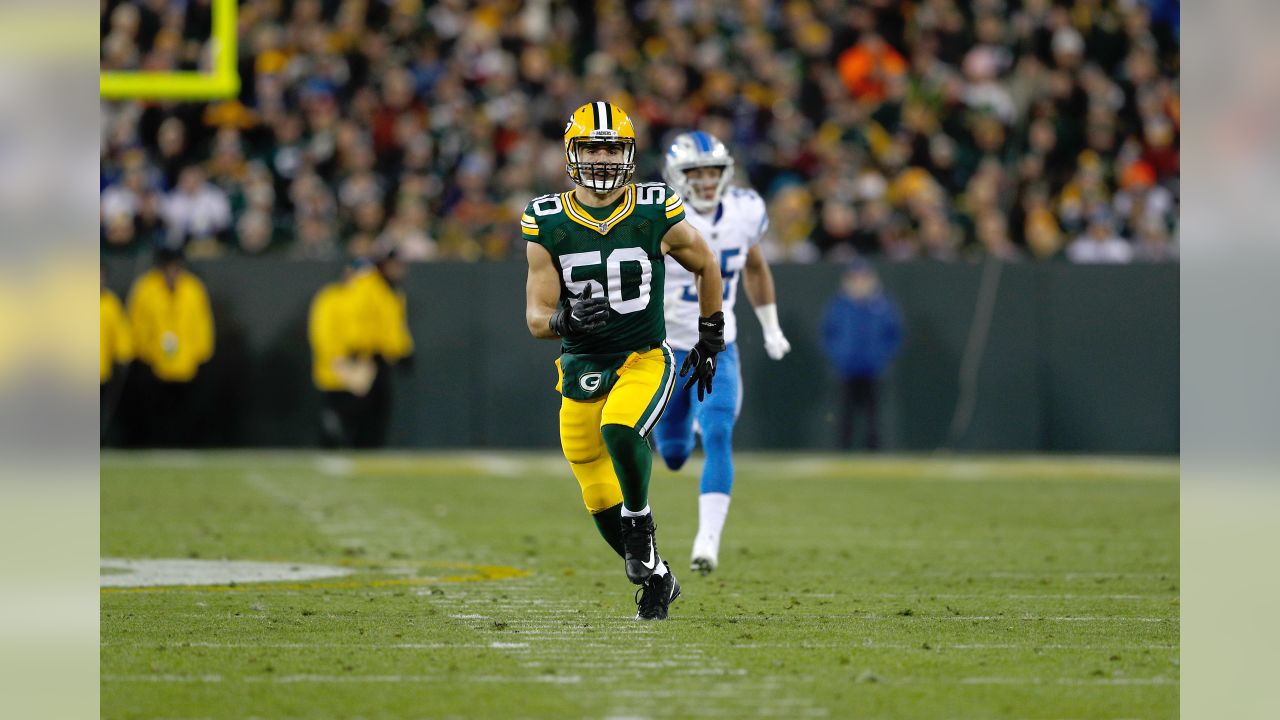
top-left (680, 312), bottom-right (725, 401)
top-left (763, 330), bottom-right (791, 360)
top-left (550, 285), bottom-right (609, 338)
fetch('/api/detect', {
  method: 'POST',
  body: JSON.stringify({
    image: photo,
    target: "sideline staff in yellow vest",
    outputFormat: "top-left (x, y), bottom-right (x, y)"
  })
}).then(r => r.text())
top-left (308, 249), bottom-right (412, 447)
top-left (126, 246), bottom-right (215, 446)
top-left (101, 266), bottom-right (134, 442)
top-left (310, 261), bottom-right (371, 447)
top-left (101, 267), bottom-right (133, 385)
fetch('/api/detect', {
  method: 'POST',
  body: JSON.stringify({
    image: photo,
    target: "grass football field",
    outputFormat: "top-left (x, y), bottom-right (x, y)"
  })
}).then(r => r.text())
top-left (101, 452), bottom-right (1178, 719)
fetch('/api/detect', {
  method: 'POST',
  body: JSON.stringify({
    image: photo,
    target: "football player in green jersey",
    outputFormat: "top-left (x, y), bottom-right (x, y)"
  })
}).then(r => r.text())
top-left (523, 101), bottom-right (725, 620)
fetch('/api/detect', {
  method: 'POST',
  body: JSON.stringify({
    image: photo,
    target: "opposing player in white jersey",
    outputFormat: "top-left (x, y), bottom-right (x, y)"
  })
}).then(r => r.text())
top-left (654, 131), bottom-right (792, 575)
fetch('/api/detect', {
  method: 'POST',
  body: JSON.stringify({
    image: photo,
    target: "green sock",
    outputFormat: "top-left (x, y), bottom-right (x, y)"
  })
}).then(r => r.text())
top-left (601, 424), bottom-right (652, 512)
top-left (590, 503), bottom-right (625, 559)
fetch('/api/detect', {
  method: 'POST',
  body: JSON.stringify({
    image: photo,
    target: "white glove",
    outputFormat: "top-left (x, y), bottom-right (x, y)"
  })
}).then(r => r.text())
top-left (754, 304), bottom-right (791, 360)
top-left (763, 330), bottom-right (791, 360)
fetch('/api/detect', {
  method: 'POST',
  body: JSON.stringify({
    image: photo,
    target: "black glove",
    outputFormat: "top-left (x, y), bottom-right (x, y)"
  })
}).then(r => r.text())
top-left (679, 311), bottom-right (726, 401)
top-left (549, 285), bottom-right (610, 338)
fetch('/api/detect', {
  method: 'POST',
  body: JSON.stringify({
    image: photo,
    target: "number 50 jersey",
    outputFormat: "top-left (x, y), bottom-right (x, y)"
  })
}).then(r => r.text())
top-left (522, 182), bottom-right (687, 355)
top-left (663, 187), bottom-right (768, 351)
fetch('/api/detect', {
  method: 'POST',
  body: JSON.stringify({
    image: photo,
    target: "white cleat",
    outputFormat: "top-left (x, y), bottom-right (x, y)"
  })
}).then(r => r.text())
top-left (690, 535), bottom-right (719, 576)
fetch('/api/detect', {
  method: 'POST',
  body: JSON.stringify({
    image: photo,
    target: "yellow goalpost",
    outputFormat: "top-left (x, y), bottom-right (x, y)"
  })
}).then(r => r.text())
top-left (100, 0), bottom-right (239, 101)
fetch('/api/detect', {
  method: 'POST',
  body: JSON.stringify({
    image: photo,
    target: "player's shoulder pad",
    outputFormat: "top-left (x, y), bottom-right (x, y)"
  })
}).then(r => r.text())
top-left (730, 186), bottom-right (766, 214)
top-left (522, 192), bottom-right (567, 240)
top-left (728, 186), bottom-right (764, 208)
top-left (728, 186), bottom-right (768, 238)
top-left (641, 182), bottom-right (685, 220)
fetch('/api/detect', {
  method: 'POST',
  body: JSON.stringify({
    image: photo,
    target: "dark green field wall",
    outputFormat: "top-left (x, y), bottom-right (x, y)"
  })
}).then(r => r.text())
top-left (102, 258), bottom-right (1178, 453)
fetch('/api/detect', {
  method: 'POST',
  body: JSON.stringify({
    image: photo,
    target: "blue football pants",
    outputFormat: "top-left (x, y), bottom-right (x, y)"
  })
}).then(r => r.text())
top-left (653, 343), bottom-right (742, 495)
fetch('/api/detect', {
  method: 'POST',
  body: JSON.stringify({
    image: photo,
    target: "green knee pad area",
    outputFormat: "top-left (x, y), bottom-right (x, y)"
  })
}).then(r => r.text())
top-left (601, 423), bottom-right (652, 512)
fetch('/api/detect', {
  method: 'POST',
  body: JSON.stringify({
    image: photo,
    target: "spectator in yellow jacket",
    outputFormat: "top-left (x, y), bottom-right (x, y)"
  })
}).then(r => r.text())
top-left (126, 247), bottom-right (215, 446)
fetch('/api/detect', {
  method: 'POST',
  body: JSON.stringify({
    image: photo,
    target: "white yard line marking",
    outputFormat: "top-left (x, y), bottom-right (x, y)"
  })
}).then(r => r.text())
top-left (242, 470), bottom-right (453, 556)
top-left (956, 676), bottom-right (1177, 686)
top-left (103, 673), bottom-right (584, 684)
top-left (421, 578), bottom-right (830, 720)
top-left (103, 640), bottom-right (1178, 652)
top-left (721, 642), bottom-right (1178, 651)
top-left (718, 591), bottom-right (1176, 601)
top-left (99, 559), bottom-right (354, 588)
top-left (710, 614), bottom-right (1175, 622)
top-left (470, 455), bottom-right (525, 477)
top-left (313, 456), bottom-right (353, 477)
top-left (101, 672), bottom-right (1178, 687)
top-left (750, 456), bottom-right (1176, 481)
top-left (102, 674), bottom-right (224, 683)
top-left (847, 570), bottom-right (1176, 579)
top-left (103, 642), bottom-right (533, 650)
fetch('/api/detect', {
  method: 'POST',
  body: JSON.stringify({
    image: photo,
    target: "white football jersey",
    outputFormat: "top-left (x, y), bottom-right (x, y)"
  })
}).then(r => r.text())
top-left (664, 187), bottom-right (769, 351)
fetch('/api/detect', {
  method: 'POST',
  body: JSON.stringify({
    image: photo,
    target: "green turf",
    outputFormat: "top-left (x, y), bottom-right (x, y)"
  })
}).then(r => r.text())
top-left (101, 452), bottom-right (1179, 719)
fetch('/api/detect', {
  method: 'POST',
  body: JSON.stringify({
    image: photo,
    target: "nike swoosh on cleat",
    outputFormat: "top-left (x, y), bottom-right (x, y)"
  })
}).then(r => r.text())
top-left (640, 543), bottom-right (656, 571)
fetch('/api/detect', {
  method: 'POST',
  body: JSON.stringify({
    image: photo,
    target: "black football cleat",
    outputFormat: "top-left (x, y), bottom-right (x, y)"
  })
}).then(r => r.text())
top-left (620, 513), bottom-right (659, 585)
top-left (635, 562), bottom-right (681, 621)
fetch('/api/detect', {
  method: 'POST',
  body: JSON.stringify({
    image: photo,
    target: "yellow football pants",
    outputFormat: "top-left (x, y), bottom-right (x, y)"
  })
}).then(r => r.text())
top-left (558, 344), bottom-right (675, 513)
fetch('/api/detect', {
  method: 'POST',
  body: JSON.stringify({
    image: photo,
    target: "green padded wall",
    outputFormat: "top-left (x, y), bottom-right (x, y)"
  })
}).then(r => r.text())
top-left (102, 258), bottom-right (1177, 453)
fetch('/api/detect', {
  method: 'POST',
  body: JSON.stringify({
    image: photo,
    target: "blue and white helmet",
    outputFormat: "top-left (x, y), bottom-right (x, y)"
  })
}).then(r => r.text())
top-left (663, 131), bottom-right (735, 214)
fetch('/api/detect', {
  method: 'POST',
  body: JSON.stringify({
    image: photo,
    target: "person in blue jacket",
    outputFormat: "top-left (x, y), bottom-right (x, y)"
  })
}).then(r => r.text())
top-left (821, 259), bottom-right (904, 450)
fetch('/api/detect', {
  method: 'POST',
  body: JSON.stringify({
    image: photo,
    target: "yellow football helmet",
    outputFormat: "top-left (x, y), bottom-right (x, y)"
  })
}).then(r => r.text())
top-left (564, 101), bottom-right (637, 193)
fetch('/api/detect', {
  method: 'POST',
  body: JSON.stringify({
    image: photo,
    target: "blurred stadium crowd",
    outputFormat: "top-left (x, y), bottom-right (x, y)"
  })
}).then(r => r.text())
top-left (100, 0), bottom-right (1179, 263)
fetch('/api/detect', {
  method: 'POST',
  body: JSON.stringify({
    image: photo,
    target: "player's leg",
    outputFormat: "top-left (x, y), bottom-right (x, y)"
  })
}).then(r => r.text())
top-left (601, 344), bottom-right (678, 595)
top-left (560, 395), bottom-right (627, 558)
top-left (602, 345), bottom-right (677, 511)
top-left (652, 349), bottom-right (696, 471)
top-left (357, 360), bottom-right (392, 448)
top-left (850, 376), bottom-right (873, 449)
top-left (838, 377), bottom-right (857, 450)
top-left (862, 377), bottom-right (882, 450)
top-left (690, 343), bottom-right (742, 574)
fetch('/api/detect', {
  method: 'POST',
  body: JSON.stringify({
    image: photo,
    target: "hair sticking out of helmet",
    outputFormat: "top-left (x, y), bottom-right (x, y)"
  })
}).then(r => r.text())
top-left (663, 131), bottom-right (736, 213)
top-left (564, 101), bottom-right (638, 193)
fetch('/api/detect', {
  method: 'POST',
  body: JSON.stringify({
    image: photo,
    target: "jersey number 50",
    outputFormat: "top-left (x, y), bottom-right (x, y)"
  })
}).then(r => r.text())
top-left (560, 249), bottom-right (652, 315)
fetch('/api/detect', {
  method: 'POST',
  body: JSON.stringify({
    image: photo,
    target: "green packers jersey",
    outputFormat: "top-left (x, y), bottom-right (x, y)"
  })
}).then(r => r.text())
top-left (523, 182), bottom-right (686, 355)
